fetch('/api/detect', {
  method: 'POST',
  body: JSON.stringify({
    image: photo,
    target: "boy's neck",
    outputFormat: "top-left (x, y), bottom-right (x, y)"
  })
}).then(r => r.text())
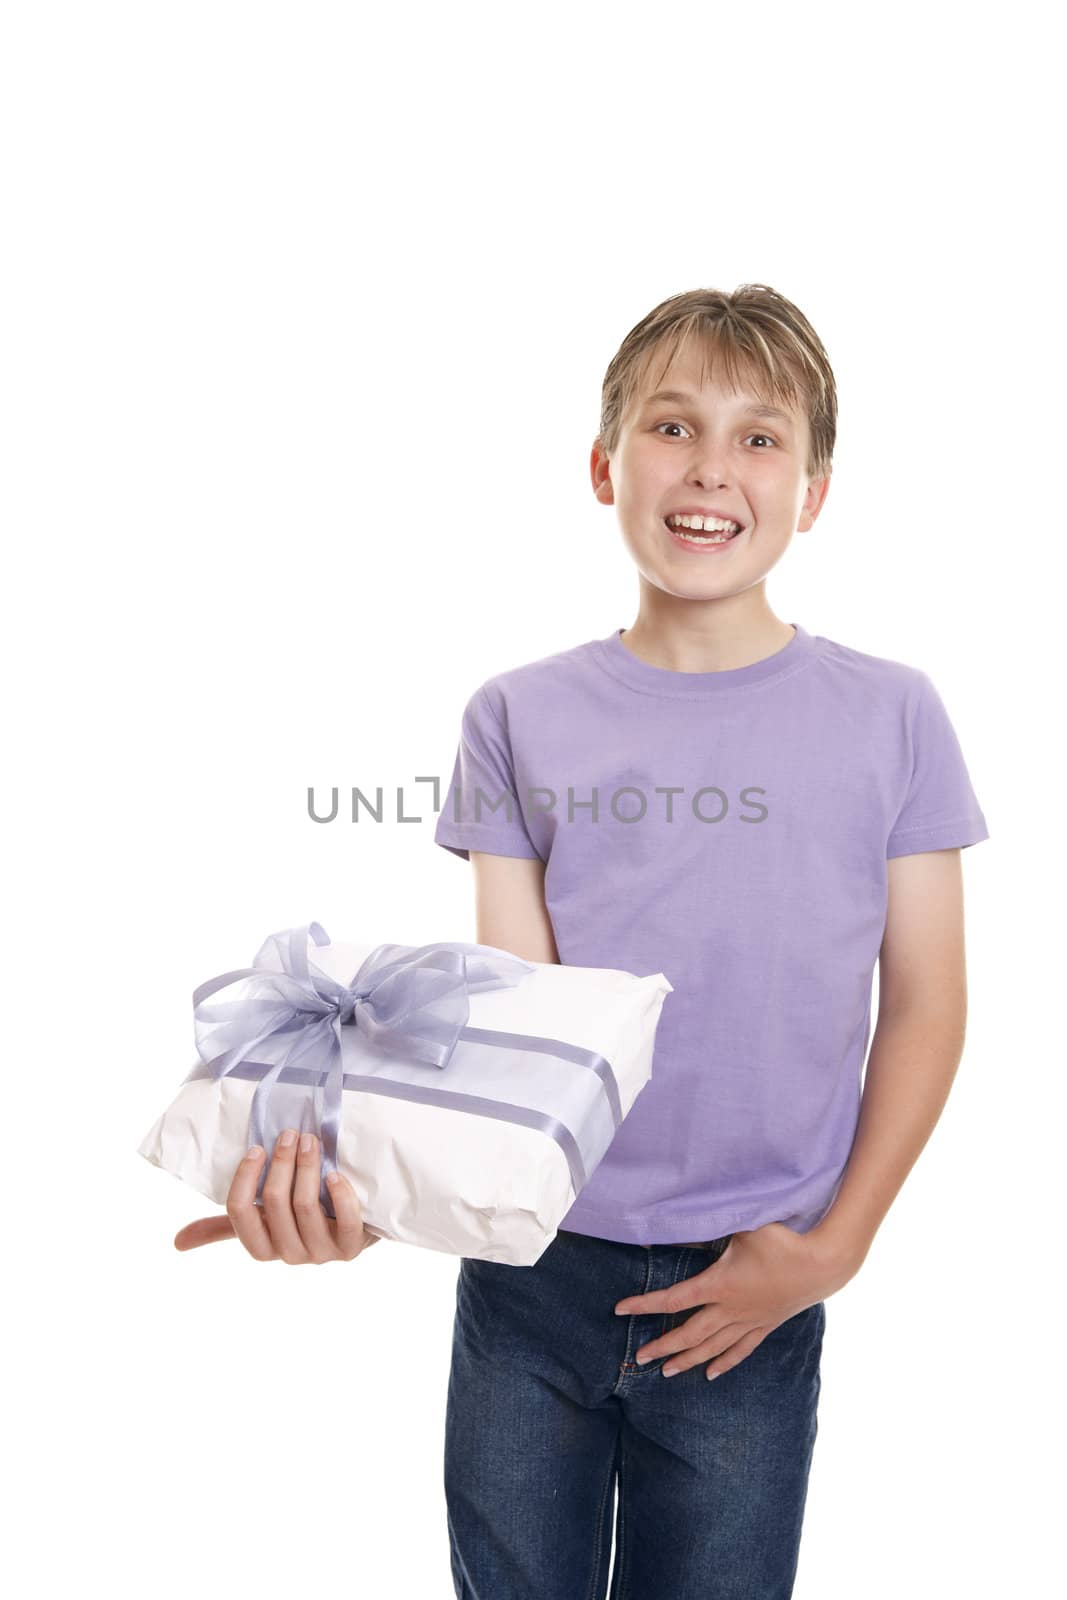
top-left (619, 604), bottom-right (797, 675)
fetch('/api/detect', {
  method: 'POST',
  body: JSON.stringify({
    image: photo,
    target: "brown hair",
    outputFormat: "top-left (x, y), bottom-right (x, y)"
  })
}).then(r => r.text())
top-left (597, 284), bottom-right (837, 483)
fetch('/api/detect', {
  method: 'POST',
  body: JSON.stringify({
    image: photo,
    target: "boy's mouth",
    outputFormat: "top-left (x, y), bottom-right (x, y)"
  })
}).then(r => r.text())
top-left (663, 516), bottom-right (745, 550)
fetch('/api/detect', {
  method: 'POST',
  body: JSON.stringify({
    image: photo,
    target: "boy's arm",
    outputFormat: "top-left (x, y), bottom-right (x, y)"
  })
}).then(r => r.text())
top-left (810, 847), bottom-right (969, 1276)
top-left (470, 850), bottom-right (561, 965)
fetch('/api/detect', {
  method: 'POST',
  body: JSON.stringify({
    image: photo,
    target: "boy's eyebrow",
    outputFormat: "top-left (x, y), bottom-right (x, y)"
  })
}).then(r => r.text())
top-left (640, 388), bottom-right (795, 426)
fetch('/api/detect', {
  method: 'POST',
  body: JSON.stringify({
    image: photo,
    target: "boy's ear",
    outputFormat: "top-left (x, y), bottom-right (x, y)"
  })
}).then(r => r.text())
top-left (799, 473), bottom-right (831, 531)
top-left (590, 440), bottom-right (615, 506)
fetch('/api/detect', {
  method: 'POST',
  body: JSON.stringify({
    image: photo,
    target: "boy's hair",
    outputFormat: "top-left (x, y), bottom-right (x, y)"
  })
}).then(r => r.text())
top-left (597, 283), bottom-right (837, 483)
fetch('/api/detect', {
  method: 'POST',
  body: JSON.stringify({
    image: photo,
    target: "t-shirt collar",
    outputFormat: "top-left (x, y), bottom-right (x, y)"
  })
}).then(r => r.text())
top-left (596, 622), bottom-right (817, 696)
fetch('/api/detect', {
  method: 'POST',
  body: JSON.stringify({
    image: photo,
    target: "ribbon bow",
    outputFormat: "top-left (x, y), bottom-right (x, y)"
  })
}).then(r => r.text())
top-left (191, 922), bottom-right (535, 1215)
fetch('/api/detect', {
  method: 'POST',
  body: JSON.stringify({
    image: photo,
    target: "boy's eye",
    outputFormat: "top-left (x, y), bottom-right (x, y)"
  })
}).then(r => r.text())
top-left (653, 421), bottom-right (777, 448)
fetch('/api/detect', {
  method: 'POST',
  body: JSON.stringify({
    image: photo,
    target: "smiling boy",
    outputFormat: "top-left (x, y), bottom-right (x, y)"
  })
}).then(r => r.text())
top-left (431, 284), bottom-right (990, 1598)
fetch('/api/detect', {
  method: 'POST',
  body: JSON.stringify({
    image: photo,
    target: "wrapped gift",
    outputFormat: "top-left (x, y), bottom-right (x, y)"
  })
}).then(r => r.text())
top-left (137, 922), bottom-right (673, 1265)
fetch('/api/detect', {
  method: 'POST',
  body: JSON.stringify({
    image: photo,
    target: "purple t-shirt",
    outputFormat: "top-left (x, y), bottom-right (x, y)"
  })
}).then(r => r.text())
top-left (434, 622), bottom-right (990, 1246)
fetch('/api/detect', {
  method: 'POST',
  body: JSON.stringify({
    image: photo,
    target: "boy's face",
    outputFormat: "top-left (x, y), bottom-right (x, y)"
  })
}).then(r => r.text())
top-left (590, 345), bottom-right (829, 604)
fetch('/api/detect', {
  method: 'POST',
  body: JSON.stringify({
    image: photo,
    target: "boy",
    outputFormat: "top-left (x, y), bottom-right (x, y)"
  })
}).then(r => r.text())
top-left (430, 284), bottom-right (989, 1598)
top-left (177, 284), bottom-right (988, 1599)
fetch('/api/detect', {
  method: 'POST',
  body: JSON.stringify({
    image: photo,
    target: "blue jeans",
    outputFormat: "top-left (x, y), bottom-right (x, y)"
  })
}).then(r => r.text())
top-left (444, 1228), bottom-right (825, 1599)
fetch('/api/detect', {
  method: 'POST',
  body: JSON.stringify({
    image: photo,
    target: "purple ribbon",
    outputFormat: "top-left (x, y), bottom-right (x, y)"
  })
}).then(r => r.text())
top-left (190, 922), bottom-right (535, 1215)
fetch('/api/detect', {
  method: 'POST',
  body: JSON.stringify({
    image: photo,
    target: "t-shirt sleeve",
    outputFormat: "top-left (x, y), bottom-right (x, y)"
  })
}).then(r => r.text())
top-left (886, 670), bottom-right (990, 859)
top-left (434, 683), bottom-right (544, 862)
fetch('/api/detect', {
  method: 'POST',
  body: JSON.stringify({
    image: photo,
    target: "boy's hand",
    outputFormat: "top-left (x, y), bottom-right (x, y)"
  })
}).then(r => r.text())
top-left (613, 1222), bottom-right (852, 1380)
top-left (172, 1129), bottom-right (381, 1264)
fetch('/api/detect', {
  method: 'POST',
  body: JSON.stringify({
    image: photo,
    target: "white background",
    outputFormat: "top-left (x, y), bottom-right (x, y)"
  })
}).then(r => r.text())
top-left (4, 2), bottom-right (1059, 1594)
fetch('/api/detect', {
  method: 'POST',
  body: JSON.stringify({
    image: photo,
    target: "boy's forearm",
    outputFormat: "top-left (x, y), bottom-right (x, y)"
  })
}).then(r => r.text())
top-left (809, 999), bottom-right (968, 1275)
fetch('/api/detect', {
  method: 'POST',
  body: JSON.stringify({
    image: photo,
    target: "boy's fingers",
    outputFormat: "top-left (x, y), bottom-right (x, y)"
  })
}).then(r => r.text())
top-left (174, 1138), bottom-right (377, 1264)
top-left (328, 1174), bottom-right (375, 1260)
top-left (226, 1145), bottom-right (277, 1261)
top-left (260, 1132), bottom-right (312, 1263)
top-left (173, 1215), bottom-right (236, 1251)
top-left (616, 1266), bottom-right (718, 1317)
top-left (291, 1135), bottom-right (340, 1261)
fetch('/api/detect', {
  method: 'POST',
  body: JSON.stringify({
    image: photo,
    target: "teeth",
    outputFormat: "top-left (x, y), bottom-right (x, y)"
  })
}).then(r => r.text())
top-left (667, 514), bottom-right (742, 535)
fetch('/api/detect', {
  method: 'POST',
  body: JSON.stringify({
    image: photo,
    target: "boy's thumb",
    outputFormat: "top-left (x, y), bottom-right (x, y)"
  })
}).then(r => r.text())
top-left (172, 1216), bottom-right (236, 1251)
